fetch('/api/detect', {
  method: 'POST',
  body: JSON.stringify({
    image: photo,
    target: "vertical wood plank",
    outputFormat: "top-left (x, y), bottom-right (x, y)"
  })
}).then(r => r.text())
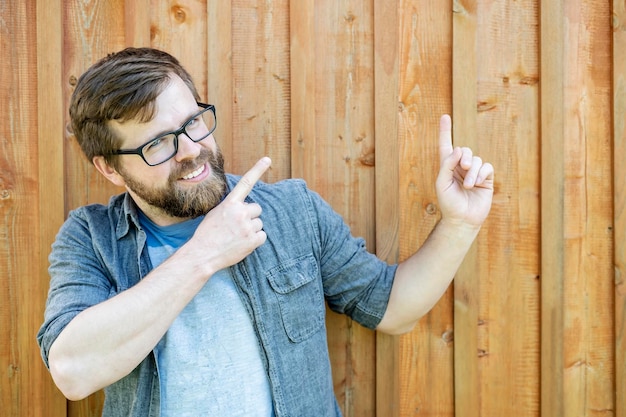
top-left (321, 3), bottom-right (377, 415)
top-left (373, 0), bottom-right (399, 265)
top-left (541, 2), bottom-right (615, 417)
top-left (231, 0), bottom-right (291, 181)
top-left (290, 0), bottom-right (377, 241)
top-left (561, 2), bottom-right (614, 416)
top-left (63, 1), bottom-right (126, 415)
top-left (474, 1), bottom-right (541, 415)
top-left (0, 0), bottom-right (66, 415)
top-left (395, 1), bottom-right (455, 416)
top-left (615, 0), bottom-right (626, 416)
top-left (292, 1), bottom-right (377, 416)
top-left (540, 0), bottom-right (565, 415)
top-left (0, 0), bottom-right (63, 413)
top-left (452, 0), bottom-right (480, 416)
top-left (207, 0), bottom-right (234, 173)
top-left (290, 0), bottom-right (316, 182)
top-left (124, 0), bottom-right (151, 47)
top-left (150, 0), bottom-right (208, 100)
top-left (63, 0), bottom-right (127, 213)
top-left (373, 0), bottom-right (400, 415)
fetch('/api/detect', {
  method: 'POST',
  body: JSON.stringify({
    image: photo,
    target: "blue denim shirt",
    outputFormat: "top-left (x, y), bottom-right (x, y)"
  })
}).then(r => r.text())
top-left (38, 175), bottom-right (397, 417)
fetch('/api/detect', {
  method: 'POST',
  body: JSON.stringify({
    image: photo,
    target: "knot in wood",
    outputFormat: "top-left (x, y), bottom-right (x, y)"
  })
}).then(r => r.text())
top-left (171, 5), bottom-right (187, 23)
top-left (359, 152), bottom-right (375, 167)
top-left (425, 203), bottom-right (437, 215)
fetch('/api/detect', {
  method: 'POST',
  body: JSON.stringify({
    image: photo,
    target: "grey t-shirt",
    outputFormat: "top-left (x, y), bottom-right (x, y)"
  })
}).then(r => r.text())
top-left (139, 212), bottom-right (274, 416)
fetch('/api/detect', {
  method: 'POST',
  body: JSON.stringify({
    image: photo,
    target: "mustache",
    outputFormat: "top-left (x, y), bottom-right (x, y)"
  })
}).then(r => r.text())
top-left (169, 148), bottom-right (213, 181)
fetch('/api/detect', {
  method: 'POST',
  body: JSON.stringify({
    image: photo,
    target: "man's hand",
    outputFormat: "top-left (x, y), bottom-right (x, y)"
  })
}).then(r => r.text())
top-left (436, 115), bottom-right (494, 227)
top-left (193, 157), bottom-right (272, 272)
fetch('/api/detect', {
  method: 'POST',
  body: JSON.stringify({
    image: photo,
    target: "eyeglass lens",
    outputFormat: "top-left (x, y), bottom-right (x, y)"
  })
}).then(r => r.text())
top-left (142, 108), bottom-right (216, 165)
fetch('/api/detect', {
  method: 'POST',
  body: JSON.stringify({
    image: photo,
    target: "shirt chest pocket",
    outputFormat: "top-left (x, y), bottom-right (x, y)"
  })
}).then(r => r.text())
top-left (266, 254), bottom-right (325, 343)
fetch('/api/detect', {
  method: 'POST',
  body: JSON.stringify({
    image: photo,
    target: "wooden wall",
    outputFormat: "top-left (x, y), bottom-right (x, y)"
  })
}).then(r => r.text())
top-left (1, 0), bottom-right (623, 416)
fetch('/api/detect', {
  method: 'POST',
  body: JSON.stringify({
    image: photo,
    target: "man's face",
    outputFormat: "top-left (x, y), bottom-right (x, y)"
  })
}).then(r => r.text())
top-left (107, 75), bottom-right (227, 223)
top-left (118, 146), bottom-right (226, 219)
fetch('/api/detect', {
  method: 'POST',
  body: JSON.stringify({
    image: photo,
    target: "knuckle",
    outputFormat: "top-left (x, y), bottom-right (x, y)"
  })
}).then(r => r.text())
top-left (238, 177), bottom-right (253, 191)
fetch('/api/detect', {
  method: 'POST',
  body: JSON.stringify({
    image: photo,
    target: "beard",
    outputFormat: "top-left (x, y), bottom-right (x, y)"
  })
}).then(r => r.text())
top-left (120, 147), bottom-right (227, 219)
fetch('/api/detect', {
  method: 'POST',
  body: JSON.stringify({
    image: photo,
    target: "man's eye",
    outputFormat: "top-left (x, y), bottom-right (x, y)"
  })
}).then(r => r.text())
top-left (145, 137), bottom-right (166, 152)
top-left (187, 116), bottom-right (201, 129)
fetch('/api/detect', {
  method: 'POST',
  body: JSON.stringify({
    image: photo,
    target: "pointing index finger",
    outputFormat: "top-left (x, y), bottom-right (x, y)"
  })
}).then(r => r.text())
top-left (439, 114), bottom-right (453, 164)
top-left (226, 157), bottom-right (272, 203)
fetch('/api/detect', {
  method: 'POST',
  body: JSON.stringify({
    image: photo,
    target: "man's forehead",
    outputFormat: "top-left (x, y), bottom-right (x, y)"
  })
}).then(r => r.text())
top-left (111, 79), bottom-right (199, 145)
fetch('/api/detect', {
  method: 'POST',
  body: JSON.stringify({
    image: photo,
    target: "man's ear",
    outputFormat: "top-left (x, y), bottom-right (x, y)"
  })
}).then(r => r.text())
top-left (93, 156), bottom-right (126, 187)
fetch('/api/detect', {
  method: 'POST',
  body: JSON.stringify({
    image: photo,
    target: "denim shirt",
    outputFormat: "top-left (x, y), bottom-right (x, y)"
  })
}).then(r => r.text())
top-left (37, 175), bottom-right (397, 417)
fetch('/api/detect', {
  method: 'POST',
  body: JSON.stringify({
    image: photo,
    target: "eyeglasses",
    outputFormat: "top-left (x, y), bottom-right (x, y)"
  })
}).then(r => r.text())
top-left (110, 103), bottom-right (217, 166)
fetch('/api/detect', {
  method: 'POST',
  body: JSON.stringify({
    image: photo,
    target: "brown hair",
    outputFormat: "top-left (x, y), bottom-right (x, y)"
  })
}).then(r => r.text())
top-left (69, 47), bottom-right (201, 167)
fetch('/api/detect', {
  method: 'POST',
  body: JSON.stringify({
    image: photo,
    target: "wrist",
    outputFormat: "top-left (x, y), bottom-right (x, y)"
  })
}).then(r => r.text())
top-left (436, 217), bottom-right (482, 240)
top-left (169, 242), bottom-right (218, 279)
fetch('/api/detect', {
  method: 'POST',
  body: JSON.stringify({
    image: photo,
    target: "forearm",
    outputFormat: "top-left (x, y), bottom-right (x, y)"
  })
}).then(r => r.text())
top-left (48, 244), bottom-right (213, 400)
top-left (376, 219), bottom-right (480, 335)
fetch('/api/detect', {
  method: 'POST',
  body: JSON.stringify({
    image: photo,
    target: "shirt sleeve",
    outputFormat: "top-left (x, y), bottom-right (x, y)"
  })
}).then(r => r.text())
top-left (305, 189), bottom-right (398, 329)
top-left (36, 208), bottom-right (115, 368)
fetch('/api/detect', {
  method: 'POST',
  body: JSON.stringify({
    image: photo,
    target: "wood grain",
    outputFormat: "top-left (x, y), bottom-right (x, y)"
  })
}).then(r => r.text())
top-left (615, 1), bottom-right (626, 416)
top-left (124, 0), bottom-right (150, 47)
top-left (560, 2), bottom-right (614, 416)
top-left (231, 0), bottom-right (291, 182)
top-left (207, 0), bottom-right (234, 173)
top-left (63, 0), bottom-right (126, 212)
top-left (151, 0), bottom-right (208, 98)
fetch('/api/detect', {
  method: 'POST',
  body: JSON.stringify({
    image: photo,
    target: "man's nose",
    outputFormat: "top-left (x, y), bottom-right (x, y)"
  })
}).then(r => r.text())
top-left (174, 133), bottom-right (201, 161)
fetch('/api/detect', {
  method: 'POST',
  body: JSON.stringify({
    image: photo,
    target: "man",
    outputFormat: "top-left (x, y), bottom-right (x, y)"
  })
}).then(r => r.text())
top-left (37, 47), bottom-right (494, 416)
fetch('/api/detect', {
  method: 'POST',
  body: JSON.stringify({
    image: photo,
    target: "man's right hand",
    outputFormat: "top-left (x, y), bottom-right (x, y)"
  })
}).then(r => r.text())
top-left (192, 157), bottom-right (272, 273)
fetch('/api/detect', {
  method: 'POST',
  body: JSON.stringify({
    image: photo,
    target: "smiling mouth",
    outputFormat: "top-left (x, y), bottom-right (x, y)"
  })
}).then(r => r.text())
top-left (181, 164), bottom-right (206, 180)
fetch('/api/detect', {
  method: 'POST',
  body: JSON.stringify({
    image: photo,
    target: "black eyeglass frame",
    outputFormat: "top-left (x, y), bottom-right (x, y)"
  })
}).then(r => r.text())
top-left (109, 102), bottom-right (216, 166)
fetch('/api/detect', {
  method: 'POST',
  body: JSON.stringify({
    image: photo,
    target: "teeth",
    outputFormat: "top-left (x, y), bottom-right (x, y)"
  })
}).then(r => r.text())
top-left (182, 165), bottom-right (205, 180)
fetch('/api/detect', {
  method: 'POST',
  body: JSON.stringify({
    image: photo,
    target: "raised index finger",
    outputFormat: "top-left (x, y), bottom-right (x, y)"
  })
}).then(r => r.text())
top-left (439, 114), bottom-right (454, 164)
top-left (225, 157), bottom-right (272, 203)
